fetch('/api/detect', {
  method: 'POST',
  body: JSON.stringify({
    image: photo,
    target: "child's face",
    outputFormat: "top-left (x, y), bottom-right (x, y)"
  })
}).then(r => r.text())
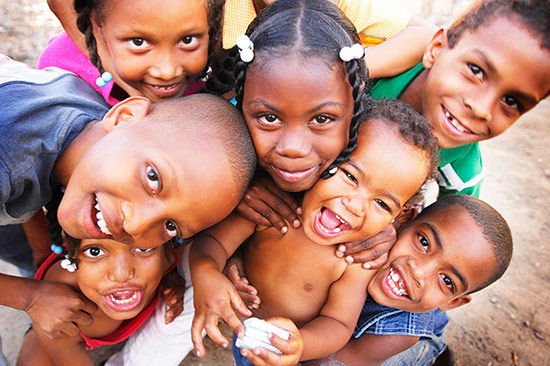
top-left (421, 17), bottom-right (550, 148)
top-left (242, 54), bottom-right (354, 192)
top-left (76, 238), bottom-right (169, 320)
top-left (368, 206), bottom-right (497, 313)
top-left (301, 119), bottom-right (429, 245)
top-left (59, 102), bottom-right (240, 249)
top-left (94, 0), bottom-right (209, 103)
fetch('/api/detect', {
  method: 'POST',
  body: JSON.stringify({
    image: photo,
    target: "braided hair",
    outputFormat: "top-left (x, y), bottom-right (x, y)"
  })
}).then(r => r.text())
top-left (229, 0), bottom-right (369, 179)
top-left (73, 0), bottom-right (226, 84)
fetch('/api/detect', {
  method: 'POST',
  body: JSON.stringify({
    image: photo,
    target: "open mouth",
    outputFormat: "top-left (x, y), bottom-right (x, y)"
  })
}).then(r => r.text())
top-left (387, 266), bottom-right (408, 297)
top-left (146, 80), bottom-right (184, 98)
top-left (103, 290), bottom-right (143, 312)
top-left (443, 106), bottom-right (471, 134)
top-left (314, 207), bottom-right (351, 238)
top-left (93, 196), bottom-right (111, 236)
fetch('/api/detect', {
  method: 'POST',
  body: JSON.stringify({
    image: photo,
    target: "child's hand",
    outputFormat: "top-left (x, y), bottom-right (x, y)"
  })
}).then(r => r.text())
top-left (335, 223), bottom-right (396, 269)
top-left (26, 281), bottom-right (97, 339)
top-left (224, 253), bottom-right (261, 310)
top-left (237, 176), bottom-right (302, 234)
top-left (240, 317), bottom-right (303, 366)
top-left (191, 269), bottom-right (252, 357)
top-left (160, 269), bottom-right (185, 324)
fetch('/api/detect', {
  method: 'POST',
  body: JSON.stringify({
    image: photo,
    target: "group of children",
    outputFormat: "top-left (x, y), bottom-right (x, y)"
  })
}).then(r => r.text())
top-left (0, 0), bottom-right (549, 365)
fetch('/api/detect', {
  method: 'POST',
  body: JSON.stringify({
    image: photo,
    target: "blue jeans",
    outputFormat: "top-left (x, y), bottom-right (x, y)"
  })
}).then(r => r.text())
top-left (382, 336), bottom-right (446, 366)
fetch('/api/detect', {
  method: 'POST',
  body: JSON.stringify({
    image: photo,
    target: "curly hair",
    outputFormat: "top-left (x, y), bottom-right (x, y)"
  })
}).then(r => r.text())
top-left (73, 0), bottom-right (225, 82)
top-left (359, 97), bottom-right (440, 204)
top-left (215, 0), bottom-right (370, 179)
top-left (447, 0), bottom-right (550, 50)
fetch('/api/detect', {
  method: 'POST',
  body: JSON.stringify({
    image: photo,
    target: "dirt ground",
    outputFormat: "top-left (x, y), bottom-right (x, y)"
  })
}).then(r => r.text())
top-left (1, 1), bottom-right (549, 365)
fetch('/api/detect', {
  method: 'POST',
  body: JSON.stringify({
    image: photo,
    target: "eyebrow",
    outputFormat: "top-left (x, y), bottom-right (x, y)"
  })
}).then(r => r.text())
top-left (247, 99), bottom-right (346, 115)
top-left (425, 223), bottom-right (469, 291)
top-left (347, 159), bottom-right (401, 209)
top-left (473, 49), bottom-right (538, 106)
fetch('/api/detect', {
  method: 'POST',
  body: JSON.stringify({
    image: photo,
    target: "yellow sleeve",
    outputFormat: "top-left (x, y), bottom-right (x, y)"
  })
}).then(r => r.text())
top-left (338, 0), bottom-right (411, 46)
top-left (222, 0), bottom-right (257, 49)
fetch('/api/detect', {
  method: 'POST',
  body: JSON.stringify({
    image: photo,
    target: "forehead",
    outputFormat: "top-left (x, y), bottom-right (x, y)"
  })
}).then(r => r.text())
top-left (450, 17), bottom-right (550, 101)
top-left (245, 54), bottom-right (351, 102)
top-left (414, 206), bottom-right (497, 291)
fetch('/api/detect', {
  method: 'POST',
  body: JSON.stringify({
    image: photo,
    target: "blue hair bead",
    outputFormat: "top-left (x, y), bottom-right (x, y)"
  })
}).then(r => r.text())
top-left (50, 244), bottom-right (63, 255)
top-left (96, 71), bottom-right (113, 87)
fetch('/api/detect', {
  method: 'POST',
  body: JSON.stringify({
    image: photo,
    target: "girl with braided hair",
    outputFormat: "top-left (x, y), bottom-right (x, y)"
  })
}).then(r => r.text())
top-left (39, 0), bottom-right (225, 105)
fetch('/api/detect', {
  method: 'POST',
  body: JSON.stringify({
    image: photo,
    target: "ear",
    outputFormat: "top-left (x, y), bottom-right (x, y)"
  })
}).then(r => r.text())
top-left (422, 28), bottom-right (448, 70)
top-left (102, 96), bottom-right (151, 133)
top-left (437, 295), bottom-right (471, 311)
top-left (393, 205), bottom-right (417, 231)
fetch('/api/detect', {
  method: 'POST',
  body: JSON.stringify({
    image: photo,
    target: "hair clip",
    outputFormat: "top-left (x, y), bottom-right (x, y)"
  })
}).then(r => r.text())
top-left (200, 66), bottom-right (213, 82)
top-left (236, 35), bottom-right (254, 63)
top-left (339, 44), bottom-right (365, 62)
top-left (50, 244), bottom-right (63, 255)
top-left (60, 256), bottom-right (78, 272)
top-left (96, 71), bottom-right (113, 87)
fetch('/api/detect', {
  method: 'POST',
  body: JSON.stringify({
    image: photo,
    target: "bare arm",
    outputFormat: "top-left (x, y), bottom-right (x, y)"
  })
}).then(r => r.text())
top-left (189, 211), bottom-right (257, 357)
top-left (0, 273), bottom-right (96, 338)
top-left (365, 15), bottom-right (437, 79)
top-left (47, 0), bottom-right (88, 53)
top-left (21, 210), bottom-right (53, 267)
top-left (304, 334), bottom-right (420, 366)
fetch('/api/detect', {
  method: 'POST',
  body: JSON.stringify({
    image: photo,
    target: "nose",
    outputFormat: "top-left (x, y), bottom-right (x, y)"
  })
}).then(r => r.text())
top-left (275, 127), bottom-right (311, 158)
top-left (107, 254), bottom-right (136, 283)
top-left (464, 93), bottom-right (493, 122)
top-left (149, 51), bottom-right (183, 81)
top-left (120, 202), bottom-right (164, 247)
top-left (341, 194), bottom-right (365, 217)
top-left (406, 256), bottom-right (435, 288)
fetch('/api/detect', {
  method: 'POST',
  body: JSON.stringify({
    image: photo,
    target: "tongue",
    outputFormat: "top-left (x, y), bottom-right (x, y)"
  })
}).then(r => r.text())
top-left (320, 208), bottom-right (341, 230)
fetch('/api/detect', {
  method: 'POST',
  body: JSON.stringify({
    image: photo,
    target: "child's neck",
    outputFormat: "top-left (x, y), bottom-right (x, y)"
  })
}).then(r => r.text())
top-left (399, 68), bottom-right (429, 116)
top-left (53, 120), bottom-right (105, 186)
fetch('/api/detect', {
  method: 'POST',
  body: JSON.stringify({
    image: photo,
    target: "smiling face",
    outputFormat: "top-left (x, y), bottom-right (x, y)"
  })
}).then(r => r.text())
top-left (301, 119), bottom-right (429, 245)
top-left (368, 205), bottom-right (497, 313)
top-left (421, 17), bottom-right (550, 148)
top-left (94, 0), bottom-right (209, 103)
top-left (242, 54), bottom-right (353, 192)
top-left (58, 109), bottom-right (240, 249)
top-left (75, 238), bottom-right (170, 320)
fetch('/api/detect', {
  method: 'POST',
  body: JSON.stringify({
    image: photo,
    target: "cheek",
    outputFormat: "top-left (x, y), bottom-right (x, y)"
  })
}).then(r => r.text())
top-left (314, 128), bottom-right (349, 162)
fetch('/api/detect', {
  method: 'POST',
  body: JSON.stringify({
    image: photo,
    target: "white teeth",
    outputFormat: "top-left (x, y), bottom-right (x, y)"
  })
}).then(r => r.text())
top-left (333, 227), bottom-right (341, 233)
top-left (387, 267), bottom-right (408, 297)
top-left (94, 198), bottom-right (111, 235)
top-left (334, 213), bottom-right (347, 225)
top-left (444, 109), bottom-right (469, 133)
top-left (109, 292), bottom-right (137, 305)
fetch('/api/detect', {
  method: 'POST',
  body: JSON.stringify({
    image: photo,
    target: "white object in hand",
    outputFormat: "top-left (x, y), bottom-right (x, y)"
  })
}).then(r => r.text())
top-left (235, 317), bottom-right (290, 354)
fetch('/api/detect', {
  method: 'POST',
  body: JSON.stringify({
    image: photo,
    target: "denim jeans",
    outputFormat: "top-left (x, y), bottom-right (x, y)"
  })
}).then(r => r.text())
top-left (382, 336), bottom-right (447, 366)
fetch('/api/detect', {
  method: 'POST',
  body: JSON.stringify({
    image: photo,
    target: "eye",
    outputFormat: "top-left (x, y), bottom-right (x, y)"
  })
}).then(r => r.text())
top-left (134, 247), bottom-right (153, 253)
top-left (418, 234), bottom-right (429, 251)
top-left (468, 63), bottom-right (484, 79)
top-left (441, 274), bottom-right (455, 292)
top-left (146, 165), bottom-right (160, 193)
top-left (181, 36), bottom-right (195, 45)
top-left (83, 246), bottom-right (105, 258)
top-left (258, 114), bottom-right (279, 125)
top-left (312, 115), bottom-right (331, 125)
top-left (165, 220), bottom-right (178, 237)
top-left (502, 95), bottom-right (521, 111)
top-left (341, 168), bottom-right (357, 184)
top-left (130, 38), bottom-right (148, 48)
top-left (375, 199), bottom-right (391, 213)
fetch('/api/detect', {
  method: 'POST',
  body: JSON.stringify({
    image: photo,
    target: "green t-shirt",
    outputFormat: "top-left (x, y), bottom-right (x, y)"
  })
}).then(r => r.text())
top-left (369, 63), bottom-right (483, 197)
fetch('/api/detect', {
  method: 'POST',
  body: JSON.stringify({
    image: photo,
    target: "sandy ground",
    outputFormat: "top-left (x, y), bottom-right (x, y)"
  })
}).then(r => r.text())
top-left (1, 1), bottom-right (549, 365)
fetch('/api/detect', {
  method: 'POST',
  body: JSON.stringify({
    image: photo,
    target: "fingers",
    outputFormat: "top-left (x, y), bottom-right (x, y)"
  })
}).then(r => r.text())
top-left (71, 307), bottom-right (95, 328)
top-left (237, 200), bottom-right (273, 227)
top-left (191, 316), bottom-right (207, 358)
top-left (345, 240), bottom-right (393, 267)
top-left (361, 252), bottom-right (389, 270)
top-left (241, 195), bottom-right (288, 233)
top-left (78, 296), bottom-right (98, 316)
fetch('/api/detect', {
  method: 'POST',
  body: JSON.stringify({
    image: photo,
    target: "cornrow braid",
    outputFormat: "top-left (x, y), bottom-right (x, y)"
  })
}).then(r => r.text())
top-left (202, 0), bottom-right (227, 91)
top-left (74, 0), bottom-right (105, 74)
